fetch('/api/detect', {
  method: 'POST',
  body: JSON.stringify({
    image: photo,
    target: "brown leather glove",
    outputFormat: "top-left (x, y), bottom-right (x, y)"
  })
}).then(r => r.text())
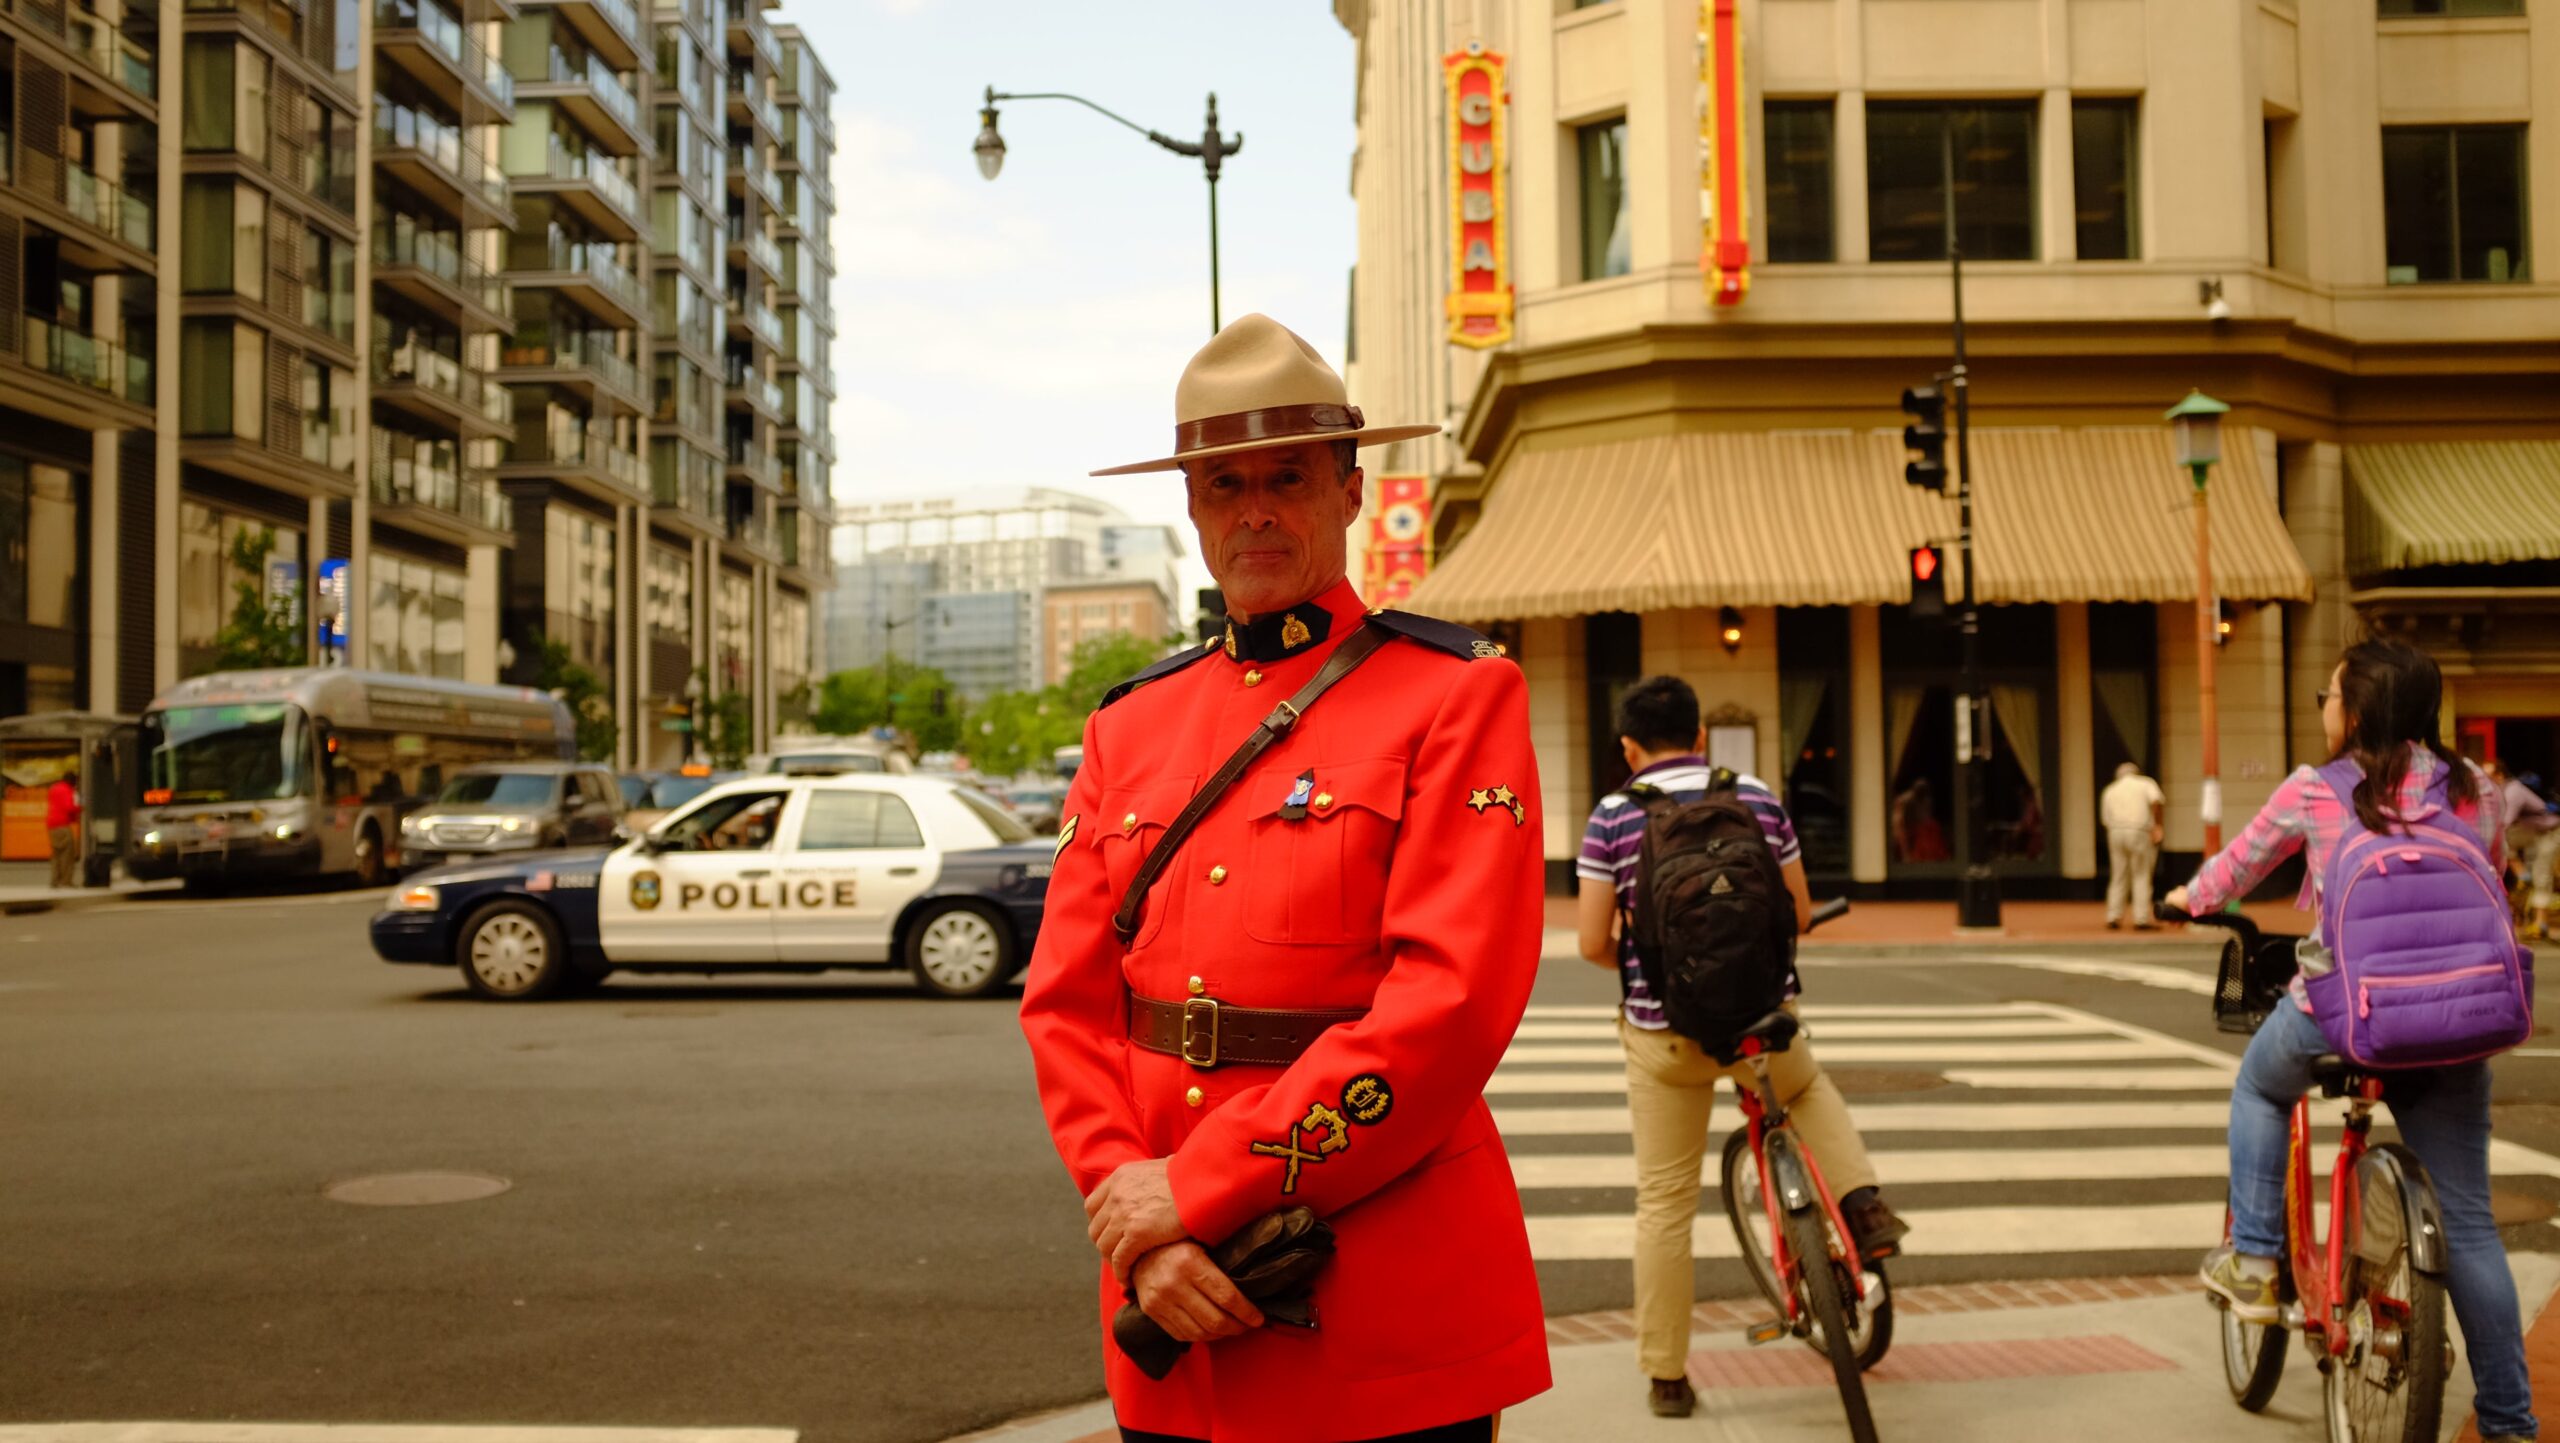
top-left (1110, 1206), bottom-right (1336, 1381)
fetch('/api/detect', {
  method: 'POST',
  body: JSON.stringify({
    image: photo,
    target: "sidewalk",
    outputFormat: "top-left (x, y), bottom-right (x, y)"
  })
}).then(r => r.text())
top-left (940, 1260), bottom-right (2560, 1443)
top-left (0, 860), bottom-right (179, 915)
top-left (1539, 895), bottom-right (2303, 949)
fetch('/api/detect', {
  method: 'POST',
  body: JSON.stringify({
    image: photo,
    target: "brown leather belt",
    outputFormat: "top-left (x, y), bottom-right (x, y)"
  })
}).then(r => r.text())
top-left (1129, 994), bottom-right (1367, 1069)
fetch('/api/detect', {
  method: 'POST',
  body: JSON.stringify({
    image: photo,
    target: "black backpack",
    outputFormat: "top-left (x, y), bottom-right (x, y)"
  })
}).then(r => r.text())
top-left (1623, 771), bottom-right (1797, 1056)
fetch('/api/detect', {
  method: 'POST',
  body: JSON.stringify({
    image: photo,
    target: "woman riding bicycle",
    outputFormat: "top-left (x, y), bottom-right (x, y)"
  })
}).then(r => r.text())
top-left (2167, 638), bottom-right (2538, 1443)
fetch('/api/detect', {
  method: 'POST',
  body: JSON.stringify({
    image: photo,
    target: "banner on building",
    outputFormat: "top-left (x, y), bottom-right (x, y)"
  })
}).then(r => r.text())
top-left (1698, 0), bottom-right (1749, 305)
top-left (1443, 45), bottom-right (1512, 349)
top-left (1364, 475), bottom-right (1432, 605)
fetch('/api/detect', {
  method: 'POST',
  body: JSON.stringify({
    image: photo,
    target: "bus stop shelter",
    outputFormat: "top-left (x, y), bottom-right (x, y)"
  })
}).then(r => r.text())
top-left (0, 711), bottom-right (137, 888)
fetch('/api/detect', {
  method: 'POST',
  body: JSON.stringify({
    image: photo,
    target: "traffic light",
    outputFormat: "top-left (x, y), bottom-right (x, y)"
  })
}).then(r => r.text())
top-left (1901, 385), bottom-right (1948, 492)
top-left (1910, 545), bottom-right (1947, 619)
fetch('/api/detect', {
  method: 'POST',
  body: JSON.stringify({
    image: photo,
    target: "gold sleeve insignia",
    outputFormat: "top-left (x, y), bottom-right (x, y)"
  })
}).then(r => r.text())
top-left (1466, 784), bottom-right (1526, 827)
top-left (1054, 815), bottom-right (1078, 860)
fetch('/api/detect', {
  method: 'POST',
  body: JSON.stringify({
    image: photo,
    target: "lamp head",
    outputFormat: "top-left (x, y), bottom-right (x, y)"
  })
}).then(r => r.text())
top-left (2164, 389), bottom-right (2230, 469)
top-left (973, 93), bottom-right (1006, 181)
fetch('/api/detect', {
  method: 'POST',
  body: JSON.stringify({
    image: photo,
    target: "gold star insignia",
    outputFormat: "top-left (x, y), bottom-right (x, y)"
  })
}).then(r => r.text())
top-left (1491, 786), bottom-right (1515, 807)
top-left (1467, 788), bottom-right (1494, 813)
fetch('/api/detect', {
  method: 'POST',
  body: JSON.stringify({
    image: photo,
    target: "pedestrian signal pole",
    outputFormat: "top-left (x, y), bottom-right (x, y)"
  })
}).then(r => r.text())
top-left (1951, 246), bottom-right (1997, 929)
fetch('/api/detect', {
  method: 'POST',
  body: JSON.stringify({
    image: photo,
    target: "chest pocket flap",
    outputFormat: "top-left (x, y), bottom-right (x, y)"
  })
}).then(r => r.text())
top-left (1091, 773), bottom-right (1196, 947)
top-left (1243, 756), bottom-right (1408, 946)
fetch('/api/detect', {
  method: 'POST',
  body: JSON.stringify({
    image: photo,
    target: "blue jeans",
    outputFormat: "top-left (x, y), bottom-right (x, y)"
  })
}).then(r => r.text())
top-left (2230, 1002), bottom-right (2539, 1438)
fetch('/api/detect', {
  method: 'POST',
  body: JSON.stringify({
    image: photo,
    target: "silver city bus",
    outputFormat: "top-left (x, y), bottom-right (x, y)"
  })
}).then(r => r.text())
top-left (132, 669), bottom-right (575, 888)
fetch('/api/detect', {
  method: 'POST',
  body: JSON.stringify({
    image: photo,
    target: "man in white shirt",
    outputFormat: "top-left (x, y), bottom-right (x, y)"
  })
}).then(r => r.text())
top-left (2100, 762), bottom-right (2167, 929)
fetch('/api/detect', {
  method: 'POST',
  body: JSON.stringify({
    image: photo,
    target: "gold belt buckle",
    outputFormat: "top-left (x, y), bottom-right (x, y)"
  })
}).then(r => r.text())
top-left (1180, 997), bottom-right (1221, 1068)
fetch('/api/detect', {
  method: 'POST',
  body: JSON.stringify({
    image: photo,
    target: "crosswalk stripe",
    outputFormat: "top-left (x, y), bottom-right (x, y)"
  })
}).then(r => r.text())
top-left (0, 1429), bottom-right (799, 1443)
top-left (1511, 1145), bottom-right (2251, 1189)
top-left (1513, 1017), bottom-right (2118, 1042)
top-left (1492, 1099), bottom-right (2236, 1135)
top-left (1501, 1038), bottom-right (2191, 1066)
top-left (1524, 1203), bottom-right (2231, 1261)
top-left (1487, 1065), bottom-right (2234, 1094)
top-left (1519, 1003), bottom-right (2053, 1021)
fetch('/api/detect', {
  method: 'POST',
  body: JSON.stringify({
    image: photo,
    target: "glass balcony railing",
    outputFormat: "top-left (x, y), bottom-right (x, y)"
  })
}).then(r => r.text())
top-left (724, 441), bottom-right (777, 489)
top-left (726, 366), bottom-right (782, 415)
top-left (724, 0), bottom-right (780, 70)
top-left (373, 342), bottom-right (516, 426)
top-left (62, 160), bottom-right (154, 250)
top-left (519, 143), bottom-right (642, 226)
top-left (375, 0), bottom-right (513, 108)
top-left (374, 223), bottom-right (513, 314)
top-left (589, 0), bottom-right (643, 53)
top-left (651, 457), bottom-right (721, 522)
top-left (19, 313), bottom-right (151, 405)
top-left (64, 9), bottom-right (158, 103)
top-left (373, 102), bottom-right (509, 212)
top-left (502, 331), bottom-right (639, 399)
top-left (373, 450), bottom-right (511, 530)
top-left (726, 500), bottom-right (774, 553)
top-left (726, 219), bottom-right (783, 278)
top-left (520, 234), bottom-right (647, 316)
top-left (536, 46), bottom-right (642, 136)
top-left (745, 301), bottom-right (783, 350)
top-left (727, 144), bottom-right (777, 203)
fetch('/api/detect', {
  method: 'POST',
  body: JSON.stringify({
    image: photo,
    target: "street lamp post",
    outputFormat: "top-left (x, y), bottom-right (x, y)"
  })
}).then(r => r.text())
top-left (2166, 389), bottom-right (2232, 856)
top-left (974, 86), bottom-right (1243, 334)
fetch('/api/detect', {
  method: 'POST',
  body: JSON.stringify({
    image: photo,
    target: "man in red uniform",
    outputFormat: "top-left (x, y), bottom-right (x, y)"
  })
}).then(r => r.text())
top-left (1021, 315), bottom-right (1551, 1442)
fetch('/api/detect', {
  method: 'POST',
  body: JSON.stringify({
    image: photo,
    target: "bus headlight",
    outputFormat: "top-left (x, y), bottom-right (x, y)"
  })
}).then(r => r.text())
top-left (142, 830), bottom-right (164, 847)
top-left (388, 884), bottom-right (440, 912)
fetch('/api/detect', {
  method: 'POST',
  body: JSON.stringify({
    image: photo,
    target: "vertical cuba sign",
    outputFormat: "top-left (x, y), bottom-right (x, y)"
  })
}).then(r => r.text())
top-left (1443, 45), bottom-right (1511, 349)
top-left (1699, 0), bottom-right (1749, 305)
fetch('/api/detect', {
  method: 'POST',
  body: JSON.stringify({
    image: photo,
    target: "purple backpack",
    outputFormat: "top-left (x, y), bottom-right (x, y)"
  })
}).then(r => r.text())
top-left (2304, 756), bottom-right (2535, 1068)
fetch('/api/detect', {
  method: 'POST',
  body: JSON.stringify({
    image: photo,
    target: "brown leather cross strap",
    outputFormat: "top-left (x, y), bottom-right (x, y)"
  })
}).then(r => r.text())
top-left (1110, 622), bottom-right (1390, 944)
top-left (1176, 403), bottom-right (1365, 456)
top-left (1129, 994), bottom-right (1368, 1069)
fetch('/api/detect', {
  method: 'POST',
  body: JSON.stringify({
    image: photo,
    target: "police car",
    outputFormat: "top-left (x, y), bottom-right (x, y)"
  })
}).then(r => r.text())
top-left (369, 772), bottom-right (1052, 1001)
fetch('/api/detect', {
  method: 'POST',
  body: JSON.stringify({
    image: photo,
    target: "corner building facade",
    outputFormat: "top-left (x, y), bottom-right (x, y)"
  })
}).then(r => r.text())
top-left (0, 0), bottom-right (832, 769)
top-left (1336, 0), bottom-right (2560, 897)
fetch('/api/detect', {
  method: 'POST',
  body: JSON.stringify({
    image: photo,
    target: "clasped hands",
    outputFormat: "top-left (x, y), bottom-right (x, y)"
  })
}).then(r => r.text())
top-left (1085, 1157), bottom-right (1264, 1344)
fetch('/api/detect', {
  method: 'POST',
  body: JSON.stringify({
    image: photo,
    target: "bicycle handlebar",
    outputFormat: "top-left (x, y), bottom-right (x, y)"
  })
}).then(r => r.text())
top-left (1807, 897), bottom-right (1850, 933)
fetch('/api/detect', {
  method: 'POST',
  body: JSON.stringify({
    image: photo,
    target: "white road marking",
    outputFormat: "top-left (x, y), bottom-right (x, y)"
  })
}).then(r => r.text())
top-left (1519, 1002), bottom-right (2052, 1022)
top-left (1514, 1144), bottom-right (2266, 1190)
top-left (1503, 1038), bottom-right (2191, 1066)
top-left (1493, 1099), bottom-right (2239, 1136)
top-left (1937, 1066), bottom-right (2240, 1091)
top-left (1510, 1017), bottom-right (2120, 1042)
top-left (1524, 1203), bottom-right (2232, 1261)
top-left (0, 1428), bottom-right (795, 1443)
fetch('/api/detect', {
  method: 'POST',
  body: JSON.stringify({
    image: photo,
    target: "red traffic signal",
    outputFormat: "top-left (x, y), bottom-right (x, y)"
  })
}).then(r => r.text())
top-left (1909, 545), bottom-right (1947, 618)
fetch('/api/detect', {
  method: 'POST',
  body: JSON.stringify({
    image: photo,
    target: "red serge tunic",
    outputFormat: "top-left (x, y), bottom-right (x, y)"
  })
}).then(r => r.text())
top-left (1019, 579), bottom-right (1552, 1442)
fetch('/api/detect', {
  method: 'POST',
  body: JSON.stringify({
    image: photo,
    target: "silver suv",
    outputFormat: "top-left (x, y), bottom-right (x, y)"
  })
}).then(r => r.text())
top-left (397, 763), bottom-right (623, 868)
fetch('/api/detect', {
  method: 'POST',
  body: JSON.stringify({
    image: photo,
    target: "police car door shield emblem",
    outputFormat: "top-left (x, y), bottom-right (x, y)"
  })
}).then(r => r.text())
top-left (631, 870), bottom-right (663, 910)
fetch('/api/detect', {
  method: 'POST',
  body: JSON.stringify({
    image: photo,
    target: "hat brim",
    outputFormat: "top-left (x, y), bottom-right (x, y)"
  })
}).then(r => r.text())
top-left (1090, 422), bottom-right (1444, 477)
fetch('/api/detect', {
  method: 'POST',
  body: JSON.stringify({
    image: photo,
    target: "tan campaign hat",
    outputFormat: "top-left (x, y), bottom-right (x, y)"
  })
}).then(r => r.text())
top-left (1090, 313), bottom-right (1441, 477)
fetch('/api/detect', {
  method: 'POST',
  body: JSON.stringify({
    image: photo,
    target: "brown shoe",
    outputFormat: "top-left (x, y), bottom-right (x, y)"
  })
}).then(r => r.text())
top-left (1846, 1195), bottom-right (1910, 1261)
top-left (1649, 1376), bottom-right (1697, 1418)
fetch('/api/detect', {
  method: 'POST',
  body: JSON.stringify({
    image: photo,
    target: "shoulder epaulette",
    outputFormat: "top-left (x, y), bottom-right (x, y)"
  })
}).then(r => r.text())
top-left (1098, 642), bottom-right (1217, 709)
top-left (1364, 609), bottom-right (1504, 660)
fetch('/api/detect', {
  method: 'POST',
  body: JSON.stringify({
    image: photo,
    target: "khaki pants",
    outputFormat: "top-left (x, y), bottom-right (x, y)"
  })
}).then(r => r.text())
top-left (48, 825), bottom-right (79, 889)
top-left (2107, 827), bottom-right (2158, 926)
top-left (1620, 1010), bottom-right (1878, 1381)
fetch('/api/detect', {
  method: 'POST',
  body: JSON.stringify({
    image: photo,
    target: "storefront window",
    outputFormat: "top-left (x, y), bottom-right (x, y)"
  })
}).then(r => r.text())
top-left (0, 456), bottom-right (79, 632)
top-left (543, 505), bottom-right (618, 689)
top-left (1879, 605), bottom-right (2055, 873)
top-left (1778, 609), bottom-right (1851, 877)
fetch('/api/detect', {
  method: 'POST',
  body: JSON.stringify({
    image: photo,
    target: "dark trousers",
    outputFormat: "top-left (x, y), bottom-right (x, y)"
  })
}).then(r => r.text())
top-left (1120, 1418), bottom-right (1494, 1443)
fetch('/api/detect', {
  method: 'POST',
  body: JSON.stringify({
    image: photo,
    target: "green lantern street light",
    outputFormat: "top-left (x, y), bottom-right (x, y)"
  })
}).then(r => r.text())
top-left (2166, 389), bottom-right (2232, 856)
top-left (974, 85), bottom-right (1242, 334)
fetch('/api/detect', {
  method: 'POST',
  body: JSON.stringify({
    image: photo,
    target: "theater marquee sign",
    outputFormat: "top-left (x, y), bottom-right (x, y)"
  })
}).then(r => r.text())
top-left (1699, 0), bottom-right (1750, 305)
top-left (1443, 45), bottom-right (1512, 349)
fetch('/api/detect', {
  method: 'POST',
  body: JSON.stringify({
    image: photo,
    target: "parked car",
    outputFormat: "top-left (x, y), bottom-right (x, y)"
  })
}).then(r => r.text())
top-left (372, 772), bottom-right (1052, 1001)
top-left (993, 783), bottom-right (1066, 834)
top-left (746, 735), bottom-right (913, 775)
top-left (396, 762), bottom-right (623, 868)
top-left (617, 769), bottom-right (739, 833)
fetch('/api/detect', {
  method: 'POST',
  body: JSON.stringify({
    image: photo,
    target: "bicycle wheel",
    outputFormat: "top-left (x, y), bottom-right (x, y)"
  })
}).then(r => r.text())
top-left (2322, 1146), bottom-right (2448, 1443)
top-left (2217, 1210), bottom-right (2288, 1411)
top-left (1721, 1129), bottom-right (1895, 1370)
top-left (1784, 1195), bottom-right (1879, 1443)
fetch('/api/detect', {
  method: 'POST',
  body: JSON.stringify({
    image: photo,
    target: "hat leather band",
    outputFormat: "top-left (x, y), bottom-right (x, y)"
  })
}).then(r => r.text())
top-left (1176, 403), bottom-right (1366, 456)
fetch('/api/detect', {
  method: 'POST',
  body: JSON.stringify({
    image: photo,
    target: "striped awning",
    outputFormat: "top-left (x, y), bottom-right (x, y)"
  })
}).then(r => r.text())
top-left (2344, 441), bottom-right (2560, 576)
top-left (1402, 428), bottom-right (2314, 622)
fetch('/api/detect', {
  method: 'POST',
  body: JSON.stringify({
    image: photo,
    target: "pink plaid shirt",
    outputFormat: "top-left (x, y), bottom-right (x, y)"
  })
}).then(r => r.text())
top-left (2188, 744), bottom-right (2505, 922)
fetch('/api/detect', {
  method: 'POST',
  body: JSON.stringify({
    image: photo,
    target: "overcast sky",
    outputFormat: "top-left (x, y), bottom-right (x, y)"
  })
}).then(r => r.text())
top-left (791, 1), bottom-right (1361, 607)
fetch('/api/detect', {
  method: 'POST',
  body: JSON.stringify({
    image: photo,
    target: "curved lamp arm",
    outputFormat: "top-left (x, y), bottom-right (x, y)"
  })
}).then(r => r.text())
top-left (986, 86), bottom-right (1196, 157)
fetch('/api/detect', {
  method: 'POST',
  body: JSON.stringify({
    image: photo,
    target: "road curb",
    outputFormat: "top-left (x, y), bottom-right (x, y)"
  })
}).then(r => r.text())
top-left (2451, 1268), bottom-right (2560, 1443)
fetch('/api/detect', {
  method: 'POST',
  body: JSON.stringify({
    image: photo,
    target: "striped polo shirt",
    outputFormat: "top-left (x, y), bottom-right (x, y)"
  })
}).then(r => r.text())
top-left (1577, 756), bottom-right (1803, 1030)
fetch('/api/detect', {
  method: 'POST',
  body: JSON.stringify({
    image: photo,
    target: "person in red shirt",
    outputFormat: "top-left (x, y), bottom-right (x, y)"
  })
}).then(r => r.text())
top-left (46, 774), bottom-right (82, 889)
top-left (1021, 315), bottom-right (1551, 1442)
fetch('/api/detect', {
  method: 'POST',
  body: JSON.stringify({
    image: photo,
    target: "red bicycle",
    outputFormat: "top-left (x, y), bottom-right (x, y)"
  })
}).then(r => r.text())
top-left (1718, 898), bottom-right (1889, 1443)
top-left (2185, 908), bottom-right (2451, 1443)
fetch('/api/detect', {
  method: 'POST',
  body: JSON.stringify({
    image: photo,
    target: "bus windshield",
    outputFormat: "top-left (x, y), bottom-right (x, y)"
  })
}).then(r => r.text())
top-left (144, 703), bottom-right (307, 804)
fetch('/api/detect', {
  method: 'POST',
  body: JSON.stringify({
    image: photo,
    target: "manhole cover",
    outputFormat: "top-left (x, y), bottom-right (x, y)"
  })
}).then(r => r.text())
top-left (323, 1171), bottom-right (511, 1206)
top-left (1828, 1068), bottom-right (1951, 1096)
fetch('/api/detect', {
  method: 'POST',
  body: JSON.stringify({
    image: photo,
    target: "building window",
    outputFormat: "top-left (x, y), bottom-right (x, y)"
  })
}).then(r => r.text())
top-left (1762, 100), bottom-right (1833, 263)
top-left (179, 318), bottom-right (268, 441)
top-left (177, 500), bottom-right (302, 676)
top-left (1865, 101), bottom-right (2038, 262)
top-left (1577, 117), bottom-right (1632, 281)
top-left (182, 38), bottom-right (233, 152)
top-left (0, 455), bottom-right (80, 631)
top-left (544, 506), bottom-right (618, 688)
top-left (2071, 98), bottom-right (2140, 261)
top-left (647, 543), bottom-right (692, 645)
top-left (369, 551), bottom-right (467, 679)
top-left (2383, 125), bottom-right (2528, 283)
top-left (2379, 0), bottom-right (2522, 14)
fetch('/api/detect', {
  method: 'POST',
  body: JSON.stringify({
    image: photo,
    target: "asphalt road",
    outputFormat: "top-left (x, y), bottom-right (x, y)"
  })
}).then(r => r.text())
top-left (5, 892), bottom-right (2558, 1443)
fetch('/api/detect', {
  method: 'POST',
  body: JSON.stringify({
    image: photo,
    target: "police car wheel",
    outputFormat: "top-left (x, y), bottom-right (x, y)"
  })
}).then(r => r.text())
top-left (458, 901), bottom-right (569, 1001)
top-left (905, 902), bottom-right (1014, 999)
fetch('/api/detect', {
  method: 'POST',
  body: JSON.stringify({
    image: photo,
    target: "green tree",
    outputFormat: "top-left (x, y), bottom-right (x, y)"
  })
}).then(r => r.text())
top-left (212, 527), bottom-right (306, 670)
top-left (958, 631), bottom-right (1184, 777)
top-left (530, 633), bottom-right (618, 762)
top-left (1052, 631), bottom-right (1182, 716)
top-left (813, 658), bottom-right (962, 752)
top-left (702, 682), bottom-right (754, 768)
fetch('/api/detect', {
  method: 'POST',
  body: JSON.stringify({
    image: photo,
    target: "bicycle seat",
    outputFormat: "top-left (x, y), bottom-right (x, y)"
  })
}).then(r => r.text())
top-left (1734, 1011), bottom-right (1800, 1053)
top-left (2308, 1053), bottom-right (2367, 1098)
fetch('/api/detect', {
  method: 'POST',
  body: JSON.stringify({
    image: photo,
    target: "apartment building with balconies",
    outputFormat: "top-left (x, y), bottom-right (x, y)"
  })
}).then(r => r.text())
top-left (0, 0), bottom-right (831, 772)
top-left (770, 19), bottom-right (829, 717)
